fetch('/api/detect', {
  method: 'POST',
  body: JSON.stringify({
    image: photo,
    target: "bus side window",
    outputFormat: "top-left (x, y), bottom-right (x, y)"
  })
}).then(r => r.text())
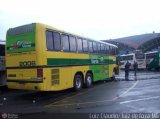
top-left (110, 46), bottom-right (112, 55)
top-left (88, 41), bottom-right (93, 53)
top-left (101, 44), bottom-right (105, 54)
top-left (46, 31), bottom-right (54, 50)
top-left (112, 47), bottom-right (115, 55)
top-left (114, 48), bottom-right (117, 55)
top-left (77, 38), bottom-right (83, 53)
top-left (93, 42), bottom-right (97, 53)
top-left (69, 36), bottom-right (77, 52)
top-left (108, 46), bottom-right (111, 55)
top-left (105, 45), bottom-right (109, 55)
top-left (115, 48), bottom-right (118, 55)
top-left (53, 32), bottom-right (61, 51)
top-left (61, 34), bottom-right (70, 51)
top-left (113, 47), bottom-right (115, 55)
top-left (83, 39), bottom-right (88, 53)
top-left (111, 47), bottom-right (113, 55)
top-left (97, 43), bottom-right (100, 53)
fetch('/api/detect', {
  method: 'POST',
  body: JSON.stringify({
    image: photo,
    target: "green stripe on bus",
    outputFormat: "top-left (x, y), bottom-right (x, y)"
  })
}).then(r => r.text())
top-left (47, 58), bottom-right (115, 66)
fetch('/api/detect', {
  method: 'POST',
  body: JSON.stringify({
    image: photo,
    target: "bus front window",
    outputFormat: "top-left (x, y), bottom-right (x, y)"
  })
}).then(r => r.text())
top-left (135, 54), bottom-right (145, 59)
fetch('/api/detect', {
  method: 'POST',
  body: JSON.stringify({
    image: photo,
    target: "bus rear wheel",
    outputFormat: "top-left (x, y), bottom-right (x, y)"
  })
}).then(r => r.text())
top-left (74, 74), bottom-right (83, 91)
top-left (85, 73), bottom-right (93, 88)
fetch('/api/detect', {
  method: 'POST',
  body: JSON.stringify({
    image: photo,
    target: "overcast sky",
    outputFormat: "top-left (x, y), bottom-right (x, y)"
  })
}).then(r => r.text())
top-left (0, 0), bottom-right (160, 41)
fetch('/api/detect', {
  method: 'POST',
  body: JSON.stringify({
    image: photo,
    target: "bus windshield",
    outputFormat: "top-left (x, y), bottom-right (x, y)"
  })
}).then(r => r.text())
top-left (135, 54), bottom-right (145, 59)
top-left (121, 55), bottom-right (133, 60)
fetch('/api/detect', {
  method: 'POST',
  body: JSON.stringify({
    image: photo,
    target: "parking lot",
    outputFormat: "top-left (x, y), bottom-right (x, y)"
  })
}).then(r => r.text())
top-left (0, 70), bottom-right (160, 118)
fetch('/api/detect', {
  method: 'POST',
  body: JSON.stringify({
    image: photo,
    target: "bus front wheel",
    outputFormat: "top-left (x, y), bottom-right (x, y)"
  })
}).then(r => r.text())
top-left (74, 74), bottom-right (83, 91)
top-left (85, 73), bottom-right (93, 88)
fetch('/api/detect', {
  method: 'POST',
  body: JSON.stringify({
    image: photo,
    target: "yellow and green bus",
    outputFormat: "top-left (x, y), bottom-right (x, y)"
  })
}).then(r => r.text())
top-left (6, 23), bottom-right (118, 91)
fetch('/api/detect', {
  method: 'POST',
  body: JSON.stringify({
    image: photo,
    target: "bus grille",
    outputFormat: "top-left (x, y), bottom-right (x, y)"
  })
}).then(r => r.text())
top-left (51, 69), bottom-right (59, 85)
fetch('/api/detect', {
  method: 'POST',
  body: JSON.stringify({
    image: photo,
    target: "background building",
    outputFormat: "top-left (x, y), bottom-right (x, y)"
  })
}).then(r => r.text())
top-left (103, 32), bottom-right (160, 54)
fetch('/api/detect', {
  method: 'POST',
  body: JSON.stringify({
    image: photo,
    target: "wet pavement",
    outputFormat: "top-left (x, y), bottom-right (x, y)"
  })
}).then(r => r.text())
top-left (45, 71), bottom-right (160, 113)
top-left (0, 70), bottom-right (160, 116)
top-left (116, 70), bottom-right (160, 81)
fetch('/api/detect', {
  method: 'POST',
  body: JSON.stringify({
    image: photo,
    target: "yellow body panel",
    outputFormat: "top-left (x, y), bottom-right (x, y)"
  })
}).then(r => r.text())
top-left (6, 52), bottom-right (36, 67)
top-left (8, 82), bottom-right (44, 90)
top-left (108, 56), bottom-right (116, 77)
top-left (42, 66), bottom-right (89, 91)
top-left (7, 69), bottom-right (37, 80)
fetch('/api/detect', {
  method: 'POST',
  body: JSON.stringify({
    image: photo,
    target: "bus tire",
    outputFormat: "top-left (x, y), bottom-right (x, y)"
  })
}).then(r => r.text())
top-left (85, 73), bottom-right (93, 88)
top-left (74, 74), bottom-right (83, 91)
top-left (111, 76), bottom-right (115, 81)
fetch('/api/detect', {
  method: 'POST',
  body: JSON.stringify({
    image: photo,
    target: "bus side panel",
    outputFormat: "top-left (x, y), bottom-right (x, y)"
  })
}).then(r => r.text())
top-left (108, 56), bottom-right (116, 78)
top-left (43, 50), bottom-right (90, 90)
top-left (89, 55), bottom-right (109, 81)
top-left (90, 64), bottom-right (109, 81)
top-left (43, 66), bottom-right (89, 91)
top-left (149, 53), bottom-right (160, 69)
top-left (43, 67), bottom-right (71, 91)
top-left (109, 64), bottom-right (116, 77)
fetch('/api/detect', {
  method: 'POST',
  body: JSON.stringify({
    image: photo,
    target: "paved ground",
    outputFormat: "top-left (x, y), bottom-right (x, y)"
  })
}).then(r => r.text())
top-left (0, 70), bottom-right (160, 118)
top-left (45, 71), bottom-right (160, 113)
top-left (116, 70), bottom-right (160, 81)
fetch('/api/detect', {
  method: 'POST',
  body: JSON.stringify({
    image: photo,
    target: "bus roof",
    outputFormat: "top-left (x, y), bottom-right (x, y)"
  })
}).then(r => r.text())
top-left (145, 51), bottom-right (159, 54)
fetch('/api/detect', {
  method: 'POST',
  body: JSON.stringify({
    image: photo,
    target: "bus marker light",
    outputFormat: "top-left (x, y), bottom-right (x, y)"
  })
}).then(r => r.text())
top-left (37, 68), bottom-right (43, 80)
